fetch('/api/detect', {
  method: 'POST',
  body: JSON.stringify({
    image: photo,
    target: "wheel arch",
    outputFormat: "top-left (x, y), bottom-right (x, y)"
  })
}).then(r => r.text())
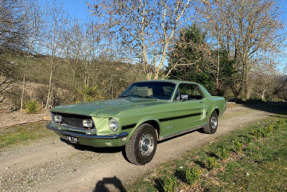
top-left (133, 117), bottom-right (160, 139)
top-left (214, 108), bottom-right (219, 116)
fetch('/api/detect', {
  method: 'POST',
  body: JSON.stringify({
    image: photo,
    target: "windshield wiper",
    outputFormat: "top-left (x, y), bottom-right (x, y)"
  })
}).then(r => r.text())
top-left (143, 96), bottom-right (159, 100)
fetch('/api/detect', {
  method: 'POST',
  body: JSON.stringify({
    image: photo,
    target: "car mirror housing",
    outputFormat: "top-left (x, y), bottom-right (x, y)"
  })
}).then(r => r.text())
top-left (181, 95), bottom-right (188, 101)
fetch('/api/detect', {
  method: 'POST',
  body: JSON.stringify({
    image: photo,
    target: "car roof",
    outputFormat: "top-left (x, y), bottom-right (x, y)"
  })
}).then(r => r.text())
top-left (136, 79), bottom-right (198, 85)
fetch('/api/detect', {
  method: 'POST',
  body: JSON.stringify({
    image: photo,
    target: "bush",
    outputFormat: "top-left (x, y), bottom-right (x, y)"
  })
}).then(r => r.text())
top-left (23, 100), bottom-right (41, 113)
top-left (252, 129), bottom-right (263, 140)
top-left (75, 85), bottom-right (104, 102)
top-left (185, 168), bottom-right (200, 185)
top-left (206, 157), bottom-right (217, 170)
top-left (233, 141), bottom-right (243, 153)
top-left (218, 146), bottom-right (230, 160)
top-left (163, 176), bottom-right (178, 192)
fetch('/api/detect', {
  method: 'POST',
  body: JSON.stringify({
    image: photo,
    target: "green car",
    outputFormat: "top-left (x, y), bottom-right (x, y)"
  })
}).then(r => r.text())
top-left (47, 80), bottom-right (226, 165)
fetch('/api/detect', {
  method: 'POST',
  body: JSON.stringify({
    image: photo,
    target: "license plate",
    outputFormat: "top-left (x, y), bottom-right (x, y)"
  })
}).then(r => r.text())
top-left (67, 136), bottom-right (79, 144)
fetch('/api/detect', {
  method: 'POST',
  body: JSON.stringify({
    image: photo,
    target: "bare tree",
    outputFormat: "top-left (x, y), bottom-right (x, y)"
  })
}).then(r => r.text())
top-left (195, 0), bottom-right (285, 98)
top-left (44, 0), bottom-right (68, 108)
top-left (20, 0), bottom-right (44, 110)
top-left (89, 0), bottom-right (195, 80)
top-left (0, 0), bottom-right (34, 105)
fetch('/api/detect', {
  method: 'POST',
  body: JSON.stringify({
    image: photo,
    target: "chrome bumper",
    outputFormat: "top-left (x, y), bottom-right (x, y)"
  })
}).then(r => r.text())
top-left (46, 123), bottom-right (129, 140)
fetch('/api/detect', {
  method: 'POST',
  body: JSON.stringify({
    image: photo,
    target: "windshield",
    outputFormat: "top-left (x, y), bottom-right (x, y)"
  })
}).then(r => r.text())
top-left (119, 81), bottom-right (176, 100)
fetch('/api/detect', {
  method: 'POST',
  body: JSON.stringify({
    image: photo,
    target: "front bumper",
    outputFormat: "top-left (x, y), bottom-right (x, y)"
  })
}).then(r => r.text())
top-left (46, 122), bottom-right (129, 147)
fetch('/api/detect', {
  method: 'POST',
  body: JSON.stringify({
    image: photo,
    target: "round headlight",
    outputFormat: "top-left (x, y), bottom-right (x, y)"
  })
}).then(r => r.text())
top-left (54, 115), bottom-right (62, 123)
top-left (109, 118), bottom-right (119, 132)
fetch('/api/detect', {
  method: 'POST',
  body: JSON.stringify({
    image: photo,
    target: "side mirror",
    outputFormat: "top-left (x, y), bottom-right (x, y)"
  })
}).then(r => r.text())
top-left (181, 95), bottom-right (188, 101)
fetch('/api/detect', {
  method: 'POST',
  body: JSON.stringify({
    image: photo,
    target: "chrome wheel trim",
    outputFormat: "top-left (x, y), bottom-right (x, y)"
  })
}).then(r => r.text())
top-left (211, 116), bottom-right (218, 129)
top-left (139, 133), bottom-right (154, 156)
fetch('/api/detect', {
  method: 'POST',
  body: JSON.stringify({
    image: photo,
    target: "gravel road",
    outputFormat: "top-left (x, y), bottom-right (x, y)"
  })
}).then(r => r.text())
top-left (0, 103), bottom-right (286, 192)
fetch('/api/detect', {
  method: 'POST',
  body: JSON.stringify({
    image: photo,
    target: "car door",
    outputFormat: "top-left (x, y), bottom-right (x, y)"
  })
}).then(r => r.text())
top-left (173, 83), bottom-right (206, 132)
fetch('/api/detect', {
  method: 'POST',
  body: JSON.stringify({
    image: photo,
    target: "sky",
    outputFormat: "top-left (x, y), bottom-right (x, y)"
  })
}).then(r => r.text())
top-left (62, 0), bottom-right (92, 22)
top-left (58, 0), bottom-right (287, 73)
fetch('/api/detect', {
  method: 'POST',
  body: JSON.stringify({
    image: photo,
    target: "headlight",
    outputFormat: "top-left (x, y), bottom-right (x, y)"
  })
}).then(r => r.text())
top-left (83, 119), bottom-right (93, 128)
top-left (109, 118), bottom-right (119, 132)
top-left (54, 115), bottom-right (62, 123)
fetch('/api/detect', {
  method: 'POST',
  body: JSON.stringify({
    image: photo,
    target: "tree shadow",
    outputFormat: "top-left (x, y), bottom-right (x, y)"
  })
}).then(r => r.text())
top-left (230, 100), bottom-right (287, 115)
top-left (94, 176), bottom-right (126, 192)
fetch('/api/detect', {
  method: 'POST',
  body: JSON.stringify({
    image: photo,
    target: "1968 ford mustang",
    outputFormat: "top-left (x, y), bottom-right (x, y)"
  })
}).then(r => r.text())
top-left (47, 80), bottom-right (226, 165)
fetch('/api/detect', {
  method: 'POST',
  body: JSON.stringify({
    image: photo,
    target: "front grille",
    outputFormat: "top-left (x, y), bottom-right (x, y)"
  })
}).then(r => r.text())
top-left (52, 112), bottom-right (94, 130)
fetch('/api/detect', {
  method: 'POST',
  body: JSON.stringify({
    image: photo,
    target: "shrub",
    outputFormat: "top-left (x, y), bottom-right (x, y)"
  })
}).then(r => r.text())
top-left (244, 134), bottom-right (254, 144)
top-left (75, 85), bottom-right (104, 102)
top-left (163, 176), bottom-right (178, 192)
top-left (252, 129), bottom-right (263, 140)
top-left (23, 100), bottom-right (41, 113)
top-left (218, 146), bottom-right (230, 160)
top-left (206, 157), bottom-right (217, 170)
top-left (233, 141), bottom-right (243, 153)
top-left (185, 168), bottom-right (200, 185)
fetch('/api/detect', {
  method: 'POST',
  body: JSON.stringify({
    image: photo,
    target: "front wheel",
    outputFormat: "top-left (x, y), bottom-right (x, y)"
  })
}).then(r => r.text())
top-left (125, 123), bottom-right (157, 165)
top-left (203, 111), bottom-right (218, 134)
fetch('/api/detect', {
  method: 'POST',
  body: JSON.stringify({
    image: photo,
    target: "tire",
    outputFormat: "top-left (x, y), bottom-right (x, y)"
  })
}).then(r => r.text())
top-left (125, 123), bottom-right (157, 165)
top-left (203, 110), bottom-right (218, 134)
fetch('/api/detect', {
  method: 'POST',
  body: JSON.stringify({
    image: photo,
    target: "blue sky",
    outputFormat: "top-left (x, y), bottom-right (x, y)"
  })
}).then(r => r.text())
top-left (61, 0), bottom-right (287, 73)
top-left (62, 0), bottom-right (92, 21)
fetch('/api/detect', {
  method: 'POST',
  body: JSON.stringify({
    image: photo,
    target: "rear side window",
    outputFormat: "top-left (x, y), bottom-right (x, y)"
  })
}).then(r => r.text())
top-left (175, 84), bottom-right (204, 101)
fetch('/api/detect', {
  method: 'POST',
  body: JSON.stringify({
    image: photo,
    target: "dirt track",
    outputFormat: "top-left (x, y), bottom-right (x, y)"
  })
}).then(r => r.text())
top-left (0, 103), bottom-right (286, 192)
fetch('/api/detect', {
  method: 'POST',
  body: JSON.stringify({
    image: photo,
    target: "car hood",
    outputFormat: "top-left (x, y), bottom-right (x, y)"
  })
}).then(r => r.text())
top-left (50, 98), bottom-right (167, 117)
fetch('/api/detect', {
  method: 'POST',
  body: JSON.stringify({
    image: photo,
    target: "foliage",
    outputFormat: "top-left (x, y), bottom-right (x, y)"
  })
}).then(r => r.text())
top-left (162, 176), bottom-right (178, 192)
top-left (23, 100), bottom-right (41, 114)
top-left (232, 141), bottom-right (243, 153)
top-left (206, 157), bottom-right (217, 170)
top-left (185, 168), bottom-right (200, 185)
top-left (167, 25), bottom-right (235, 95)
top-left (75, 85), bottom-right (104, 102)
top-left (217, 146), bottom-right (229, 160)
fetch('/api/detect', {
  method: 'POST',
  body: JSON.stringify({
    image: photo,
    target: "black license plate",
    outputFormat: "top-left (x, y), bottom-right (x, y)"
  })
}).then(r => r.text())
top-left (67, 136), bottom-right (79, 144)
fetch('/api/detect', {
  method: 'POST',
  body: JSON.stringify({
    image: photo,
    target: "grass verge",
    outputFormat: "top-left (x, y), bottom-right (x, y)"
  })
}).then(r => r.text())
top-left (127, 113), bottom-right (287, 192)
top-left (0, 121), bottom-right (55, 149)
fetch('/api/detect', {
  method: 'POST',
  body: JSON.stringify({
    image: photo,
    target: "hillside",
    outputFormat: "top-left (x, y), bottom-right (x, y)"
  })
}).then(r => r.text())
top-left (0, 53), bottom-right (144, 110)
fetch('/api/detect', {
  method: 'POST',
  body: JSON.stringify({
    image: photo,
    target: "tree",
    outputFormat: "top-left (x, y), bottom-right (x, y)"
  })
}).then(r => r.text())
top-left (249, 58), bottom-right (278, 100)
top-left (195, 0), bottom-right (285, 98)
top-left (89, 0), bottom-right (195, 80)
top-left (167, 25), bottom-right (235, 94)
top-left (20, 0), bottom-right (44, 110)
top-left (0, 0), bottom-right (38, 105)
top-left (44, 0), bottom-right (68, 108)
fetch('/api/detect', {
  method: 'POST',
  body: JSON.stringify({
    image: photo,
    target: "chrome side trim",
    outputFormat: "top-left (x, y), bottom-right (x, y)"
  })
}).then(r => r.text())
top-left (46, 123), bottom-right (128, 140)
top-left (158, 124), bottom-right (206, 141)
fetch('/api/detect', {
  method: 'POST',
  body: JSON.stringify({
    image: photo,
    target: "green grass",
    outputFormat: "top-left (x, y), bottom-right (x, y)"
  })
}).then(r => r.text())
top-left (127, 113), bottom-right (287, 192)
top-left (0, 121), bottom-right (55, 149)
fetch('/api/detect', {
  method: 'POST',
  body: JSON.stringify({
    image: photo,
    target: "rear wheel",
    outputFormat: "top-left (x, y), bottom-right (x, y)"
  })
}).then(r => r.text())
top-left (203, 111), bottom-right (218, 134)
top-left (125, 123), bottom-right (157, 165)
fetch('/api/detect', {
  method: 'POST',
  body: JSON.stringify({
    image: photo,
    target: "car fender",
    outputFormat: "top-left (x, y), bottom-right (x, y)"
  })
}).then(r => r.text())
top-left (128, 116), bottom-right (161, 139)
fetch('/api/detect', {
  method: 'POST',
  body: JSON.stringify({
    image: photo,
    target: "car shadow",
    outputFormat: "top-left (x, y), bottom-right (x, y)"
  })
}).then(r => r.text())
top-left (94, 176), bottom-right (126, 192)
top-left (60, 138), bottom-right (123, 153)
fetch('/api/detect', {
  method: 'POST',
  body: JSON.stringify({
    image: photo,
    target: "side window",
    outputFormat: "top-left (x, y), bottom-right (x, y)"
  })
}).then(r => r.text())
top-left (176, 84), bottom-right (204, 101)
